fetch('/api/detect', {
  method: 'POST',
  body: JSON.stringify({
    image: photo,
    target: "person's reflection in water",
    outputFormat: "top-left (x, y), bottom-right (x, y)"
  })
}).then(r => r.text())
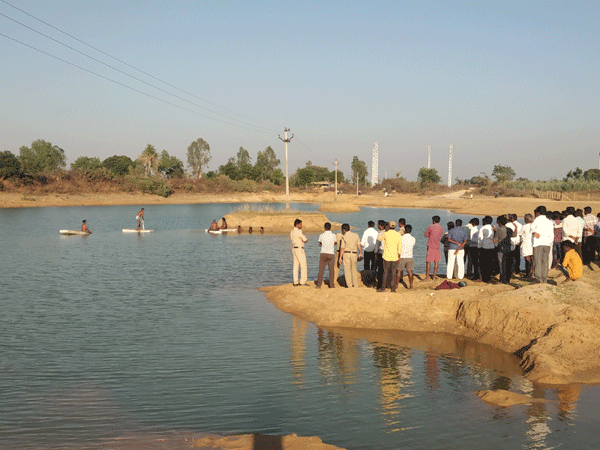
top-left (557, 384), bottom-right (580, 421)
top-left (372, 343), bottom-right (413, 432)
top-left (525, 384), bottom-right (551, 448)
top-left (316, 329), bottom-right (358, 386)
top-left (424, 351), bottom-right (441, 392)
top-left (253, 434), bottom-right (282, 450)
top-left (290, 317), bottom-right (307, 389)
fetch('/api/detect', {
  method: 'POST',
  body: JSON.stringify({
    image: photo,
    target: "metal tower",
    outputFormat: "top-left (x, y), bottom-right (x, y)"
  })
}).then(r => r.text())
top-left (448, 144), bottom-right (453, 188)
top-left (371, 142), bottom-right (379, 187)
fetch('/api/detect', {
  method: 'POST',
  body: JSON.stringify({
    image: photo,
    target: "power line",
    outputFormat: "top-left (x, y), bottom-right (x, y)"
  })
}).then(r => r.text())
top-left (0, 11), bottom-right (278, 134)
top-left (0, 32), bottom-right (275, 135)
top-left (1, 0), bottom-right (277, 131)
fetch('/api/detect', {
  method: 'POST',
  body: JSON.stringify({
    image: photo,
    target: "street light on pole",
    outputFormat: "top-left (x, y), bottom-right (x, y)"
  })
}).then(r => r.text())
top-left (278, 128), bottom-right (294, 210)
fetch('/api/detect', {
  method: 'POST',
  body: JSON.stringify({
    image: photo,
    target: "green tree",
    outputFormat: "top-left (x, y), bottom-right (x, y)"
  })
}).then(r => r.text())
top-left (295, 166), bottom-right (315, 186)
top-left (138, 144), bottom-right (159, 177)
top-left (218, 157), bottom-right (239, 180)
top-left (0, 150), bottom-right (22, 178)
top-left (468, 172), bottom-right (490, 187)
top-left (19, 139), bottom-right (66, 174)
top-left (103, 155), bottom-right (134, 176)
top-left (565, 167), bottom-right (583, 181)
top-left (254, 146), bottom-right (280, 182)
top-left (271, 168), bottom-right (285, 185)
top-left (351, 156), bottom-right (368, 185)
top-left (187, 138), bottom-right (211, 179)
top-left (417, 167), bottom-right (441, 184)
top-left (491, 165), bottom-right (516, 183)
top-left (71, 156), bottom-right (102, 172)
top-left (158, 150), bottom-right (184, 178)
top-left (584, 168), bottom-right (600, 182)
top-left (236, 147), bottom-right (254, 180)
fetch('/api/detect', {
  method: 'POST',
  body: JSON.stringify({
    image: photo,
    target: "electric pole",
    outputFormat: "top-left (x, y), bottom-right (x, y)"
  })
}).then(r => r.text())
top-left (333, 159), bottom-right (338, 199)
top-left (278, 128), bottom-right (294, 210)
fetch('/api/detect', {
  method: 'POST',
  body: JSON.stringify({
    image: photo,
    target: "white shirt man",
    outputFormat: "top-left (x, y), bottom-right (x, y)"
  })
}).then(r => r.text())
top-left (531, 208), bottom-right (554, 283)
top-left (316, 223), bottom-right (337, 289)
top-left (361, 222), bottom-right (379, 271)
top-left (562, 212), bottom-right (582, 243)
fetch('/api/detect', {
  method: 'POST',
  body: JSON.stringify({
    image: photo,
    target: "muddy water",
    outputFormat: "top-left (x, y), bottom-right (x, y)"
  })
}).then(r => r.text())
top-left (0, 203), bottom-right (598, 450)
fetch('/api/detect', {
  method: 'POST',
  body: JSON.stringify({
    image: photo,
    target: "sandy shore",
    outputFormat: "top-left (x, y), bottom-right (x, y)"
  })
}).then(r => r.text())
top-left (262, 264), bottom-right (600, 386)
top-left (4, 189), bottom-right (600, 217)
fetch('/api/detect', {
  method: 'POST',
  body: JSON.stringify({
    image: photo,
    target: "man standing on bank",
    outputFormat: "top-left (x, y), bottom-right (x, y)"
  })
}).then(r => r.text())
top-left (377, 221), bottom-right (402, 292)
top-left (291, 219), bottom-right (309, 286)
top-left (338, 223), bottom-right (363, 287)
top-left (360, 220), bottom-right (378, 271)
top-left (316, 222), bottom-right (336, 289)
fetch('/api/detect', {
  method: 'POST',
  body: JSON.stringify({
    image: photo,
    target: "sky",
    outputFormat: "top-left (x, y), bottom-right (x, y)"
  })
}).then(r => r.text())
top-left (1, 0), bottom-right (598, 183)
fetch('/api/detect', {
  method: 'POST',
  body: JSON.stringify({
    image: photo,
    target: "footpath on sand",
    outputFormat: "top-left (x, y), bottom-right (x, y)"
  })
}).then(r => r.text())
top-left (261, 265), bottom-right (600, 386)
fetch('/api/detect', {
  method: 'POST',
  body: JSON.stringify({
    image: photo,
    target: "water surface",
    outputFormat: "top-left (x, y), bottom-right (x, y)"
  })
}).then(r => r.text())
top-left (1, 203), bottom-right (598, 450)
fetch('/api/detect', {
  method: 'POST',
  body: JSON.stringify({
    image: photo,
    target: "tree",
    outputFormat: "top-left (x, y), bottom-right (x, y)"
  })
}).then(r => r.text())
top-left (103, 155), bottom-right (134, 176)
top-left (565, 167), bottom-right (583, 181)
top-left (254, 146), bottom-right (280, 182)
top-left (218, 157), bottom-right (239, 180)
top-left (19, 139), bottom-right (66, 175)
top-left (236, 147), bottom-right (254, 180)
top-left (158, 150), bottom-right (184, 178)
top-left (584, 169), bottom-right (600, 182)
top-left (138, 144), bottom-right (159, 176)
top-left (71, 156), bottom-right (102, 172)
top-left (0, 150), bottom-right (22, 178)
top-left (351, 156), bottom-right (368, 185)
top-left (417, 167), bottom-right (441, 184)
top-left (295, 167), bottom-right (315, 186)
top-left (491, 165), bottom-right (516, 183)
top-left (187, 138), bottom-right (211, 179)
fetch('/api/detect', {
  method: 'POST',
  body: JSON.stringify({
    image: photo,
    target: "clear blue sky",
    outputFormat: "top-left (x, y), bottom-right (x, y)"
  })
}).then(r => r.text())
top-left (1, 0), bottom-right (598, 182)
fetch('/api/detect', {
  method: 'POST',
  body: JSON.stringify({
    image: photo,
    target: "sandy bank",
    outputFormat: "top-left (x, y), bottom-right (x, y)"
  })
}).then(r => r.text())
top-left (4, 190), bottom-right (600, 218)
top-left (318, 201), bottom-right (361, 212)
top-left (223, 211), bottom-right (342, 233)
top-left (261, 266), bottom-right (600, 386)
top-left (475, 389), bottom-right (547, 407)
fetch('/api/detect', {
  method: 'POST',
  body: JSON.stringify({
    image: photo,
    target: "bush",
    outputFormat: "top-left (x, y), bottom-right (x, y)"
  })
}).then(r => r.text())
top-left (125, 176), bottom-right (172, 197)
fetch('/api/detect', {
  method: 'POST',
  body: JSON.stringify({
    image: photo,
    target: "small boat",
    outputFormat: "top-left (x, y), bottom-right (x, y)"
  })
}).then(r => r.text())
top-left (59, 229), bottom-right (90, 235)
top-left (204, 228), bottom-right (238, 233)
top-left (122, 229), bottom-right (154, 233)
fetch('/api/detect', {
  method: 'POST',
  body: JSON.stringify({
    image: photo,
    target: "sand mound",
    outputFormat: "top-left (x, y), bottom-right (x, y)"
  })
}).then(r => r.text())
top-left (224, 211), bottom-right (341, 233)
top-left (318, 202), bottom-right (361, 212)
top-left (261, 266), bottom-right (600, 385)
top-left (193, 433), bottom-right (345, 449)
top-left (475, 390), bottom-right (547, 407)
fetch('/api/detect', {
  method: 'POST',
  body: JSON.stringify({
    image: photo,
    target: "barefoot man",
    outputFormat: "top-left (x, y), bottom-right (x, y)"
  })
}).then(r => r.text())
top-left (81, 220), bottom-right (92, 234)
top-left (136, 208), bottom-right (145, 230)
top-left (424, 215), bottom-right (443, 280)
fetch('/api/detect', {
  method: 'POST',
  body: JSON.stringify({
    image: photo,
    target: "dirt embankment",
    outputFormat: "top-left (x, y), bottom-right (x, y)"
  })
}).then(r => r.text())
top-left (223, 211), bottom-right (342, 233)
top-left (261, 266), bottom-right (600, 386)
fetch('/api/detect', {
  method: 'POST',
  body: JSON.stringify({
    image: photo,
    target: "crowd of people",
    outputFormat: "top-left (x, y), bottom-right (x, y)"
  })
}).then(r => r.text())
top-left (290, 204), bottom-right (599, 290)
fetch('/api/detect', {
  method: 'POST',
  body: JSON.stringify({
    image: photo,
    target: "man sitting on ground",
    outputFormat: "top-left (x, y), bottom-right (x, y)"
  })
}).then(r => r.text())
top-left (558, 240), bottom-right (583, 283)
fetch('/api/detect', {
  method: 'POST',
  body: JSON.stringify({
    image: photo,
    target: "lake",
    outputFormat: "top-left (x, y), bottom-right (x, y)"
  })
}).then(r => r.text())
top-left (1, 202), bottom-right (598, 450)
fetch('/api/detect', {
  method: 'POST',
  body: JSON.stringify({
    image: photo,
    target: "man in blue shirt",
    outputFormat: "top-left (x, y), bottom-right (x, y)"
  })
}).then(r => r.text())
top-left (447, 219), bottom-right (468, 280)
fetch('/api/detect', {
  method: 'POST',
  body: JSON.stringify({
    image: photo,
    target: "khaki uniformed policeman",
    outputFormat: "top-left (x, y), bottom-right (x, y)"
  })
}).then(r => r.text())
top-left (333, 225), bottom-right (345, 285)
top-left (290, 218), bottom-right (308, 286)
top-left (338, 223), bottom-right (363, 287)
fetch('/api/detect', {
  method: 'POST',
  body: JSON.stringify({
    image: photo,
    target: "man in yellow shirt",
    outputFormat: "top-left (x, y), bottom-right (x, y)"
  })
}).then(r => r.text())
top-left (377, 222), bottom-right (402, 292)
top-left (558, 240), bottom-right (583, 283)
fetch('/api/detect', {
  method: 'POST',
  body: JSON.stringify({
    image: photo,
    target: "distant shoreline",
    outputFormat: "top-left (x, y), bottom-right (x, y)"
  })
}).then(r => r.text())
top-left (2, 190), bottom-right (600, 218)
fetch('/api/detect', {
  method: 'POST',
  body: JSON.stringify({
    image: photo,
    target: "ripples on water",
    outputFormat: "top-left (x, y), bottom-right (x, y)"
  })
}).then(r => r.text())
top-left (0, 203), bottom-right (598, 450)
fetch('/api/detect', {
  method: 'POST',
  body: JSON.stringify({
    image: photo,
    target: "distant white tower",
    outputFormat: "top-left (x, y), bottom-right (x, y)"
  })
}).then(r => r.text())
top-left (371, 142), bottom-right (379, 187)
top-left (427, 146), bottom-right (431, 169)
top-left (448, 144), bottom-right (453, 188)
